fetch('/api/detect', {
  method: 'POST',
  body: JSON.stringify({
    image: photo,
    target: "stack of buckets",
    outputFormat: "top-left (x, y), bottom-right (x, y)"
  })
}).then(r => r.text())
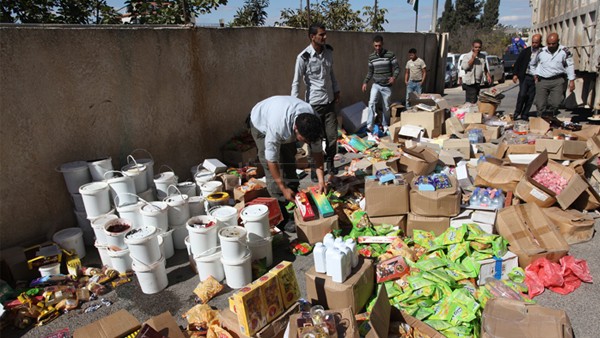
top-left (240, 204), bottom-right (273, 267)
top-left (187, 215), bottom-right (226, 283)
top-left (124, 225), bottom-right (167, 294)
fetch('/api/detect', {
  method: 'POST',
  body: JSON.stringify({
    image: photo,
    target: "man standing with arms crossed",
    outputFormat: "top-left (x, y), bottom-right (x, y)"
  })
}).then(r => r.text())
top-left (461, 39), bottom-right (492, 103)
top-left (531, 32), bottom-right (575, 117)
top-left (292, 23), bottom-right (341, 182)
top-left (361, 35), bottom-right (400, 139)
top-left (404, 48), bottom-right (426, 109)
top-left (512, 34), bottom-right (543, 120)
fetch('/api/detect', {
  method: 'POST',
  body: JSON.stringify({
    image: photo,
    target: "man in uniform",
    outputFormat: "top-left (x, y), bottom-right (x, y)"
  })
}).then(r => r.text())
top-left (461, 39), bottom-right (492, 103)
top-left (512, 34), bottom-right (543, 120)
top-left (292, 23), bottom-right (340, 182)
top-left (531, 32), bottom-right (576, 117)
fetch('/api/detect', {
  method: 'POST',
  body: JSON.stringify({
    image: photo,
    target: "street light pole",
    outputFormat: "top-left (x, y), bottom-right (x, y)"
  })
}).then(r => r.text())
top-left (431, 0), bottom-right (439, 32)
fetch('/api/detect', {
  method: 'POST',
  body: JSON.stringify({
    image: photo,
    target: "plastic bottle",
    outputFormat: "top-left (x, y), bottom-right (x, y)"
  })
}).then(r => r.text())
top-left (313, 243), bottom-right (327, 274)
top-left (480, 191), bottom-right (491, 208)
top-left (345, 238), bottom-right (359, 268)
top-left (323, 233), bottom-right (335, 249)
top-left (470, 188), bottom-right (481, 207)
top-left (496, 189), bottom-right (505, 208)
top-left (325, 247), bottom-right (345, 283)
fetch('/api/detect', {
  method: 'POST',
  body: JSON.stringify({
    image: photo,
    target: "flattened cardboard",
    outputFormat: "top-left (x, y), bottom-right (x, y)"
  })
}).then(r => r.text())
top-left (407, 213), bottom-right (450, 236)
top-left (541, 207), bottom-right (594, 244)
top-left (398, 145), bottom-right (439, 175)
top-left (287, 307), bottom-right (358, 338)
top-left (445, 116), bottom-right (464, 135)
top-left (305, 258), bottom-right (374, 313)
top-left (528, 117), bottom-right (551, 135)
top-left (364, 173), bottom-right (413, 217)
top-left (408, 92), bottom-right (450, 110)
top-left (409, 175), bottom-right (461, 217)
top-left (143, 312), bottom-right (186, 338)
top-left (535, 139), bottom-right (587, 160)
top-left (496, 204), bottom-right (569, 268)
top-left (481, 298), bottom-right (573, 338)
top-left (73, 309), bottom-right (140, 338)
top-left (474, 157), bottom-right (525, 192)
top-left (293, 209), bottom-right (339, 244)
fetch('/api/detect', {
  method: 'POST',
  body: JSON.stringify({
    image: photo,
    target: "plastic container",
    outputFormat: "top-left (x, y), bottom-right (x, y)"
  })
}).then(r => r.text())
top-left (194, 168), bottom-right (216, 186)
top-left (221, 249), bottom-right (252, 289)
top-left (79, 181), bottom-right (111, 218)
top-left (154, 170), bottom-right (178, 200)
top-left (105, 172), bottom-right (137, 207)
top-left (129, 149), bottom-right (155, 189)
top-left (188, 196), bottom-right (206, 216)
top-left (52, 227), bottom-right (86, 258)
top-left (122, 156), bottom-right (148, 194)
top-left (138, 188), bottom-right (155, 203)
top-left (164, 189), bottom-right (190, 226)
top-left (246, 197), bottom-right (284, 227)
top-left (90, 213), bottom-right (118, 245)
top-left (209, 205), bottom-right (238, 229)
top-left (116, 200), bottom-right (144, 229)
top-left (186, 215), bottom-right (219, 256)
top-left (247, 236), bottom-right (273, 266)
top-left (218, 226), bottom-right (248, 261)
top-left (103, 218), bottom-right (132, 250)
top-left (158, 228), bottom-right (175, 259)
top-left (185, 236), bottom-right (197, 274)
top-left (87, 157), bottom-right (113, 181)
top-left (172, 224), bottom-right (188, 250)
top-left (200, 181), bottom-right (223, 198)
top-left (94, 241), bottom-right (113, 268)
top-left (132, 255), bottom-right (168, 294)
top-left (194, 249), bottom-right (225, 282)
top-left (124, 226), bottom-right (160, 266)
top-left (240, 204), bottom-right (270, 241)
top-left (107, 248), bottom-right (132, 274)
top-left (73, 209), bottom-right (95, 246)
top-left (313, 242), bottom-right (327, 273)
top-left (139, 201), bottom-right (169, 232)
top-left (39, 263), bottom-right (61, 277)
top-left (177, 181), bottom-right (197, 197)
top-left (57, 161), bottom-right (92, 194)
top-left (206, 192), bottom-right (230, 208)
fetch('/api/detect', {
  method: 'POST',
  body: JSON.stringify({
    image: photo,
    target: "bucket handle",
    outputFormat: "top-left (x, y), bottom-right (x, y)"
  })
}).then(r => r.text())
top-left (130, 148), bottom-right (154, 161)
top-left (125, 155), bottom-right (141, 169)
top-left (195, 164), bottom-right (205, 175)
top-left (104, 170), bottom-right (125, 180)
top-left (131, 255), bottom-right (162, 272)
top-left (113, 193), bottom-right (143, 208)
top-left (139, 197), bottom-right (162, 211)
top-left (194, 246), bottom-right (222, 257)
top-left (166, 184), bottom-right (184, 200)
top-left (158, 164), bottom-right (175, 174)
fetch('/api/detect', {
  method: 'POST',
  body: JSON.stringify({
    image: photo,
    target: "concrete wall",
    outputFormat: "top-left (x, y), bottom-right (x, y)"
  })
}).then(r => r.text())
top-left (0, 26), bottom-right (446, 248)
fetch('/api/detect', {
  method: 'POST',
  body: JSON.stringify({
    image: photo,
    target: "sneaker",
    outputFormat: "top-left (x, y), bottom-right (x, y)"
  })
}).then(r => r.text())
top-left (383, 126), bottom-right (389, 136)
top-left (367, 132), bottom-right (379, 142)
top-left (310, 170), bottom-right (318, 183)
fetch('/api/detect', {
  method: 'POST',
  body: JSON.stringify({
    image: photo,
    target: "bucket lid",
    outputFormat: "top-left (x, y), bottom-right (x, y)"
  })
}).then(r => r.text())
top-left (154, 171), bottom-right (176, 182)
top-left (117, 201), bottom-right (143, 212)
top-left (210, 205), bottom-right (237, 218)
top-left (125, 226), bottom-right (157, 244)
top-left (201, 181), bottom-right (222, 189)
top-left (194, 248), bottom-right (222, 261)
top-left (241, 204), bottom-right (269, 218)
top-left (91, 214), bottom-right (118, 228)
top-left (53, 227), bottom-right (83, 242)
top-left (57, 161), bottom-right (89, 172)
top-left (122, 162), bottom-right (147, 173)
top-left (188, 196), bottom-right (205, 204)
top-left (177, 181), bottom-right (195, 188)
top-left (195, 169), bottom-right (214, 178)
top-left (79, 181), bottom-right (109, 194)
top-left (206, 192), bottom-right (229, 201)
top-left (140, 202), bottom-right (168, 214)
top-left (218, 226), bottom-right (246, 239)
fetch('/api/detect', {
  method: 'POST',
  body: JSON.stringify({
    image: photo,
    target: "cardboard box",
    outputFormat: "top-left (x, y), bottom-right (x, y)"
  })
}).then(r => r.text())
top-left (73, 309), bottom-right (140, 338)
top-left (230, 282), bottom-right (269, 336)
top-left (514, 151), bottom-right (587, 209)
top-left (450, 209), bottom-right (496, 234)
top-left (478, 101), bottom-right (498, 116)
top-left (465, 123), bottom-right (501, 142)
top-left (541, 207), bottom-right (594, 244)
top-left (464, 112), bottom-right (483, 124)
top-left (220, 302), bottom-right (300, 338)
top-left (233, 179), bottom-right (270, 203)
top-left (369, 215), bottom-right (407, 234)
top-left (477, 251), bottom-right (519, 285)
top-left (398, 145), bottom-right (439, 175)
top-left (305, 258), bottom-right (374, 313)
top-left (409, 175), bottom-right (461, 217)
top-left (400, 108), bottom-right (445, 138)
top-left (528, 117), bottom-right (551, 135)
top-left (390, 102), bottom-right (404, 117)
top-left (222, 147), bottom-right (258, 167)
top-left (495, 143), bottom-right (536, 159)
top-left (443, 138), bottom-right (471, 159)
top-left (535, 138), bottom-right (587, 160)
top-left (364, 174), bottom-right (412, 217)
top-left (407, 213), bottom-right (450, 236)
top-left (143, 312), bottom-right (186, 338)
top-left (341, 102), bottom-right (369, 133)
top-left (445, 116), bottom-right (464, 135)
top-left (255, 273), bottom-right (285, 323)
top-left (474, 157), bottom-right (525, 192)
top-left (496, 204), bottom-right (569, 268)
top-left (408, 92), bottom-right (450, 110)
top-left (287, 307), bottom-right (359, 338)
top-left (293, 209), bottom-right (339, 244)
top-left (481, 298), bottom-right (573, 338)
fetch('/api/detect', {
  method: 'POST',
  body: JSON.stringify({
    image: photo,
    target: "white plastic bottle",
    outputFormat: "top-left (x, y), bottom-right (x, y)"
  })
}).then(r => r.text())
top-left (325, 247), bottom-right (345, 283)
top-left (338, 245), bottom-right (352, 280)
top-left (480, 190), bottom-right (491, 208)
top-left (345, 238), bottom-right (359, 268)
top-left (323, 233), bottom-right (335, 249)
top-left (469, 187), bottom-right (480, 207)
top-left (313, 242), bottom-right (328, 274)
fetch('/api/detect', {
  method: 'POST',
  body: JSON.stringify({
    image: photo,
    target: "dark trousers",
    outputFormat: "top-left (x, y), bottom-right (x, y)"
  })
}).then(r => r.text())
top-left (535, 76), bottom-right (567, 116)
top-left (250, 121), bottom-right (298, 202)
top-left (463, 83), bottom-right (481, 103)
top-left (309, 101), bottom-right (338, 165)
top-left (514, 75), bottom-right (536, 119)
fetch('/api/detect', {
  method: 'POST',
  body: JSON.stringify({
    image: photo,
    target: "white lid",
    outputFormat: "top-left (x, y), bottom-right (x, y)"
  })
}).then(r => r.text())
top-left (123, 163), bottom-right (147, 173)
top-left (210, 206), bottom-right (237, 218)
top-left (241, 204), bottom-right (269, 217)
top-left (165, 194), bottom-right (188, 203)
top-left (218, 226), bottom-right (246, 238)
top-left (125, 226), bottom-right (157, 241)
top-left (141, 202), bottom-right (167, 213)
top-left (53, 227), bottom-right (82, 241)
top-left (201, 181), bottom-right (222, 188)
top-left (177, 181), bottom-right (195, 187)
top-left (154, 172), bottom-right (176, 181)
top-left (188, 196), bottom-right (205, 203)
top-left (79, 181), bottom-right (108, 192)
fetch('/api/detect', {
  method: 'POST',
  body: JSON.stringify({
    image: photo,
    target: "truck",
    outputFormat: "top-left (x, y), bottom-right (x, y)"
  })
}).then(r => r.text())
top-left (530, 0), bottom-right (600, 110)
top-left (502, 36), bottom-right (527, 76)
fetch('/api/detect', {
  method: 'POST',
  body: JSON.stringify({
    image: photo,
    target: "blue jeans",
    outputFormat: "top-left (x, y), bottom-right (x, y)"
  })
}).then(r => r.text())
top-left (406, 80), bottom-right (422, 108)
top-left (367, 83), bottom-right (392, 130)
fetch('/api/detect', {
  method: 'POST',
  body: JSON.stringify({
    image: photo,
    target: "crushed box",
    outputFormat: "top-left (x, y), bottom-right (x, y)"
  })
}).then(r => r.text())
top-left (73, 309), bottom-right (140, 338)
top-left (474, 157), bottom-right (525, 192)
top-left (534, 138), bottom-right (587, 160)
top-left (398, 145), bottom-right (439, 175)
top-left (541, 207), bottom-right (594, 244)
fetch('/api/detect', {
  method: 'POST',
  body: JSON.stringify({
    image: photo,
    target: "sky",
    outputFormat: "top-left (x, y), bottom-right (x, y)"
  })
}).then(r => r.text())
top-left (107, 0), bottom-right (533, 32)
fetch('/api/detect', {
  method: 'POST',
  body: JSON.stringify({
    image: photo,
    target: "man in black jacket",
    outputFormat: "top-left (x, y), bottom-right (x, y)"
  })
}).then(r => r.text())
top-left (512, 34), bottom-right (542, 120)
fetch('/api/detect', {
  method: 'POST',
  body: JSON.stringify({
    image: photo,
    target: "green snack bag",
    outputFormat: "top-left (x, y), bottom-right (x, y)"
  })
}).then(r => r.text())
top-left (502, 279), bottom-right (528, 294)
top-left (428, 269), bottom-right (457, 287)
top-left (492, 236), bottom-right (508, 257)
top-left (508, 267), bottom-right (526, 283)
top-left (467, 231), bottom-right (497, 244)
top-left (471, 250), bottom-right (494, 261)
top-left (407, 275), bottom-right (437, 290)
top-left (414, 306), bottom-right (435, 321)
top-left (466, 222), bottom-right (486, 236)
top-left (413, 230), bottom-right (435, 248)
top-left (460, 256), bottom-right (481, 277)
top-left (441, 324), bottom-right (473, 338)
top-left (469, 241), bottom-right (491, 252)
top-left (414, 296), bottom-right (436, 308)
top-left (434, 224), bottom-right (467, 246)
top-left (450, 288), bottom-right (481, 316)
top-left (459, 279), bottom-right (478, 296)
top-left (384, 280), bottom-right (403, 298)
top-left (476, 286), bottom-right (493, 308)
top-left (414, 257), bottom-right (447, 271)
top-left (447, 242), bottom-right (471, 262)
top-left (424, 319), bottom-right (453, 331)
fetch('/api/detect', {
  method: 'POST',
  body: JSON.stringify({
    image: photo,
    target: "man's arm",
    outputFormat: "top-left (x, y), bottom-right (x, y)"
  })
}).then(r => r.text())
top-left (421, 64), bottom-right (427, 84)
top-left (291, 54), bottom-right (307, 98)
top-left (267, 160), bottom-right (295, 201)
top-left (311, 151), bottom-right (327, 194)
top-left (563, 48), bottom-right (576, 91)
top-left (391, 55), bottom-right (401, 81)
top-left (404, 64), bottom-right (410, 84)
top-left (330, 56), bottom-right (340, 102)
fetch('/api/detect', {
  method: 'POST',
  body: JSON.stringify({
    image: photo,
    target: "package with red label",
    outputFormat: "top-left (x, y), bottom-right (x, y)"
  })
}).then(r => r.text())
top-left (376, 255), bottom-right (410, 283)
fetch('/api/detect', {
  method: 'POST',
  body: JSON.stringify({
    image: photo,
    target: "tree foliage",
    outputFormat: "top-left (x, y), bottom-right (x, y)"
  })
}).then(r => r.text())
top-left (362, 3), bottom-right (388, 32)
top-left (1, 0), bottom-right (120, 24)
top-left (439, 0), bottom-right (456, 33)
top-left (126, 0), bottom-right (228, 24)
top-left (480, 0), bottom-right (500, 30)
top-left (454, 0), bottom-right (482, 27)
top-left (231, 0), bottom-right (269, 27)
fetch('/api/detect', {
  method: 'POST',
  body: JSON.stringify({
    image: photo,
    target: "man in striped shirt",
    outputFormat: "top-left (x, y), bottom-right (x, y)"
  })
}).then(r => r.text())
top-left (362, 35), bottom-right (400, 138)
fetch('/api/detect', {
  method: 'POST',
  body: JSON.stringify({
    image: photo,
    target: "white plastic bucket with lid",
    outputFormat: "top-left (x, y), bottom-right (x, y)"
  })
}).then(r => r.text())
top-left (172, 224), bottom-right (188, 250)
top-left (138, 188), bottom-right (155, 202)
top-left (129, 149), bottom-right (155, 188)
top-left (158, 228), bottom-right (175, 259)
top-left (124, 226), bottom-right (161, 265)
top-left (186, 215), bottom-right (219, 256)
top-left (108, 247), bottom-right (132, 273)
top-left (103, 218), bottom-right (132, 250)
top-left (57, 161), bottom-right (92, 194)
top-left (139, 201), bottom-right (169, 232)
top-left (122, 156), bottom-right (148, 194)
top-left (88, 157), bottom-right (114, 181)
top-left (116, 200), bottom-right (144, 229)
top-left (218, 226), bottom-right (248, 261)
top-left (105, 171), bottom-right (138, 207)
top-left (132, 255), bottom-right (168, 294)
top-left (74, 209), bottom-right (95, 246)
top-left (53, 227), bottom-right (86, 258)
top-left (90, 213), bottom-right (118, 245)
top-left (209, 205), bottom-right (238, 228)
top-left (194, 167), bottom-right (216, 186)
top-left (200, 181), bottom-right (223, 198)
top-left (95, 241), bottom-right (113, 268)
top-left (248, 237), bottom-right (273, 266)
top-left (185, 236), bottom-right (198, 273)
top-left (177, 181), bottom-right (197, 197)
top-left (164, 186), bottom-right (190, 226)
top-left (71, 193), bottom-right (86, 212)
top-left (240, 204), bottom-right (271, 241)
top-left (154, 165), bottom-right (178, 200)
top-left (39, 263), bottom-right (61, 277)
top-left (79, 181), bottom-right (111, 218)
top-left (221, 249), bottom-right (252, 289)
top-left (194, 248), bottom-right (224, 282)
top-left (188, 196), bottom-right (206, 216)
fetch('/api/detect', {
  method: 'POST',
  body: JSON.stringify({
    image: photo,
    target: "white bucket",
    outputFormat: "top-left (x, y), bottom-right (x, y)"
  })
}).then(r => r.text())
top-left (138, 187), bottom-right (155, 202)
top-left (185, 236), bottom-right (197, 273)
top-left (218, 226), bottom-right (248, 261)
top-left (105, 172), bottom-right (137, 207)
top-left (79, 181), bottom-right (111, 219)
top-left (130, 149), bottom-right (155, 187)
top-left (57, 161), bottom-right (92, 194)
top-left (158, 228), bottom-right (175, 259)
top-left (139, 201), bottom-right (169, 232)
top-left (154, 167), bottom-right (178, 200)
top-left (124, 226), bottom-right (160, 266)
top-left (177, 181), bottom-right (197, 197)
top-left (164, 186), bottom-right (190, 226)
top-left (221, 249), bottom-right (252, 289)
top-left (186, 215), bottom-right (219, 257)
top-left (194, 249), bottom-right (225, 282)
top-left (74, 209), bottom-right (95, 246)
top-left (90, 213), bottom-right (118, 245)
top-left (122, 163), bottom-right (148, 194)
top-left (188, 196), bottom-right (206, 216)
top-left (132, 255), bottom-right (168, 294)
top-left (103, 218), bottom-right (133, 250)
top-left (200, 181), bottom-right (223, 198)
top-left (71, 193), bottom-right (86, 212)
top-left (209, 205), bottom-right (238, 228)
top-left (248, 237), bottom-right (273, 266)
top-left (116, 200), bottom-right (144, 229)
top-left (194, 168), bottom-right (216, 186)
top-left (53, 227), bottom-right (86, 258)
top-left (158, 235), bottom-right (164, 259)
top-left (172, 224), bottom-right (188, 250)
top-left (39, 263), bottom-right (61, 277)
top-left (108, 247), bottom-right (132, 273)
top-left (240, 204), bottom-right (271, 241)
top-left (88, 157), bottom-right (114, 181)
top-left (95, 241), bottom-right (113, 268)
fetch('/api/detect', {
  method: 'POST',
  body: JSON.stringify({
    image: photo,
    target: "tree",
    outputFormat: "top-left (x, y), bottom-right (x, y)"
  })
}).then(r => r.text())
top-left (231, 0), bottom-right (269, 27)
top-left (439, 0), bottom-right (456, 32)
top-left (126, 0), bottom-right (228, 24)
top-left (2, 0), bottom-right (121, 24)
top-left (362, 3), bottom-right (388, 32)
top-left (276, 0), bottom-right (364, 31)
top-left (480, 0), bottom-right (500, 30)
top-left (454, 0), bottom-right (482, 27)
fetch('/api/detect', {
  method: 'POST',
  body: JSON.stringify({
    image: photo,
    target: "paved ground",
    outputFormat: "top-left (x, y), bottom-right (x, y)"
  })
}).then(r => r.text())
top-left (5, 81), bottom-right (600, 337)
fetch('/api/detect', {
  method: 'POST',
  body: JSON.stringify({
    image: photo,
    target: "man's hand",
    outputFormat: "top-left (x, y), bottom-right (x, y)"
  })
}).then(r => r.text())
top-left (388, 77), bottom-right (396, 85)
top-left (534, 75), bottom-right (539, 83)
top-left (334, 91), bottom-right (341, 103)
top-left (282, 187), bottom-right (295, 202)
top-left (512, 75), bottom-right (518, 84)
top-left (569, 80), bottom-right (575, 92)
top-left (361, 83), bottom-right (367, 92)
top-left (487, 73), bottom-right (492, 85)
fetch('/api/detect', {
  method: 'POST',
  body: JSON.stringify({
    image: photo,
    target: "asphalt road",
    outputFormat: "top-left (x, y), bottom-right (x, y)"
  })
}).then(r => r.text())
top-left (6, 81), bottom-right (600, 338)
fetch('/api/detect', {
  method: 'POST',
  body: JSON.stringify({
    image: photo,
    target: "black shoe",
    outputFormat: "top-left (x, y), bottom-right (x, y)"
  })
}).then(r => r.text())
top-left (327, 161), bottom-right (339, 175)
top-left (284, 220), bottom-right (296, 233)
top-left (311, 170), bottom-right (318, 183)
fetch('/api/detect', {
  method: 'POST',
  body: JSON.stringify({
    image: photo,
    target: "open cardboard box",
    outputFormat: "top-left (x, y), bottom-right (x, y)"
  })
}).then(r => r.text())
top-left (408, 92), bottom-right (450, 110)
top-left (400, 108), bottom-right (445, 138)
top-left (474, 156), bottom-right (525, 192)
top-left (364, 172), bottom-right (413, 217)
top-left (221, 302), bottom-right (300, 338)
top-left (409, 175), bottom-right (461, 217)
top-left (534, 138), bottom-right (587, 160)
top-left (370, 215), bottom-right (407, 234)
top-left (286, 307), bottom-right (358, 338)
top-left (293, 209), bottom-right (339, 244)
top-left (73, 309), bottom-right (140, 338)
top-left (407, 212), bottom-right (450, 236)
top-left (398, 145), bottom-right (439, 175)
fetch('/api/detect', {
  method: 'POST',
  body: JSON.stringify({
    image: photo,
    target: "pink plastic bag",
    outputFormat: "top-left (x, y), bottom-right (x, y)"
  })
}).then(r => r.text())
top-left (525, 256), bottom-right (593, 298)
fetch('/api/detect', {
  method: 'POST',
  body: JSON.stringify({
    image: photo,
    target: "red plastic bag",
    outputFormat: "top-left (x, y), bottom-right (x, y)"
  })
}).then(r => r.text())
top-left (525, 256), bottom-right (593, 298)
top-left (549, 256), bottom-right (593, 295)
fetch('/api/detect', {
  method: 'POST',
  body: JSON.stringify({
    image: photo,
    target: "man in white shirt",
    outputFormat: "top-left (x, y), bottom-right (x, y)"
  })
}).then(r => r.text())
top-left (461, 39), bottom-right (492, 103)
